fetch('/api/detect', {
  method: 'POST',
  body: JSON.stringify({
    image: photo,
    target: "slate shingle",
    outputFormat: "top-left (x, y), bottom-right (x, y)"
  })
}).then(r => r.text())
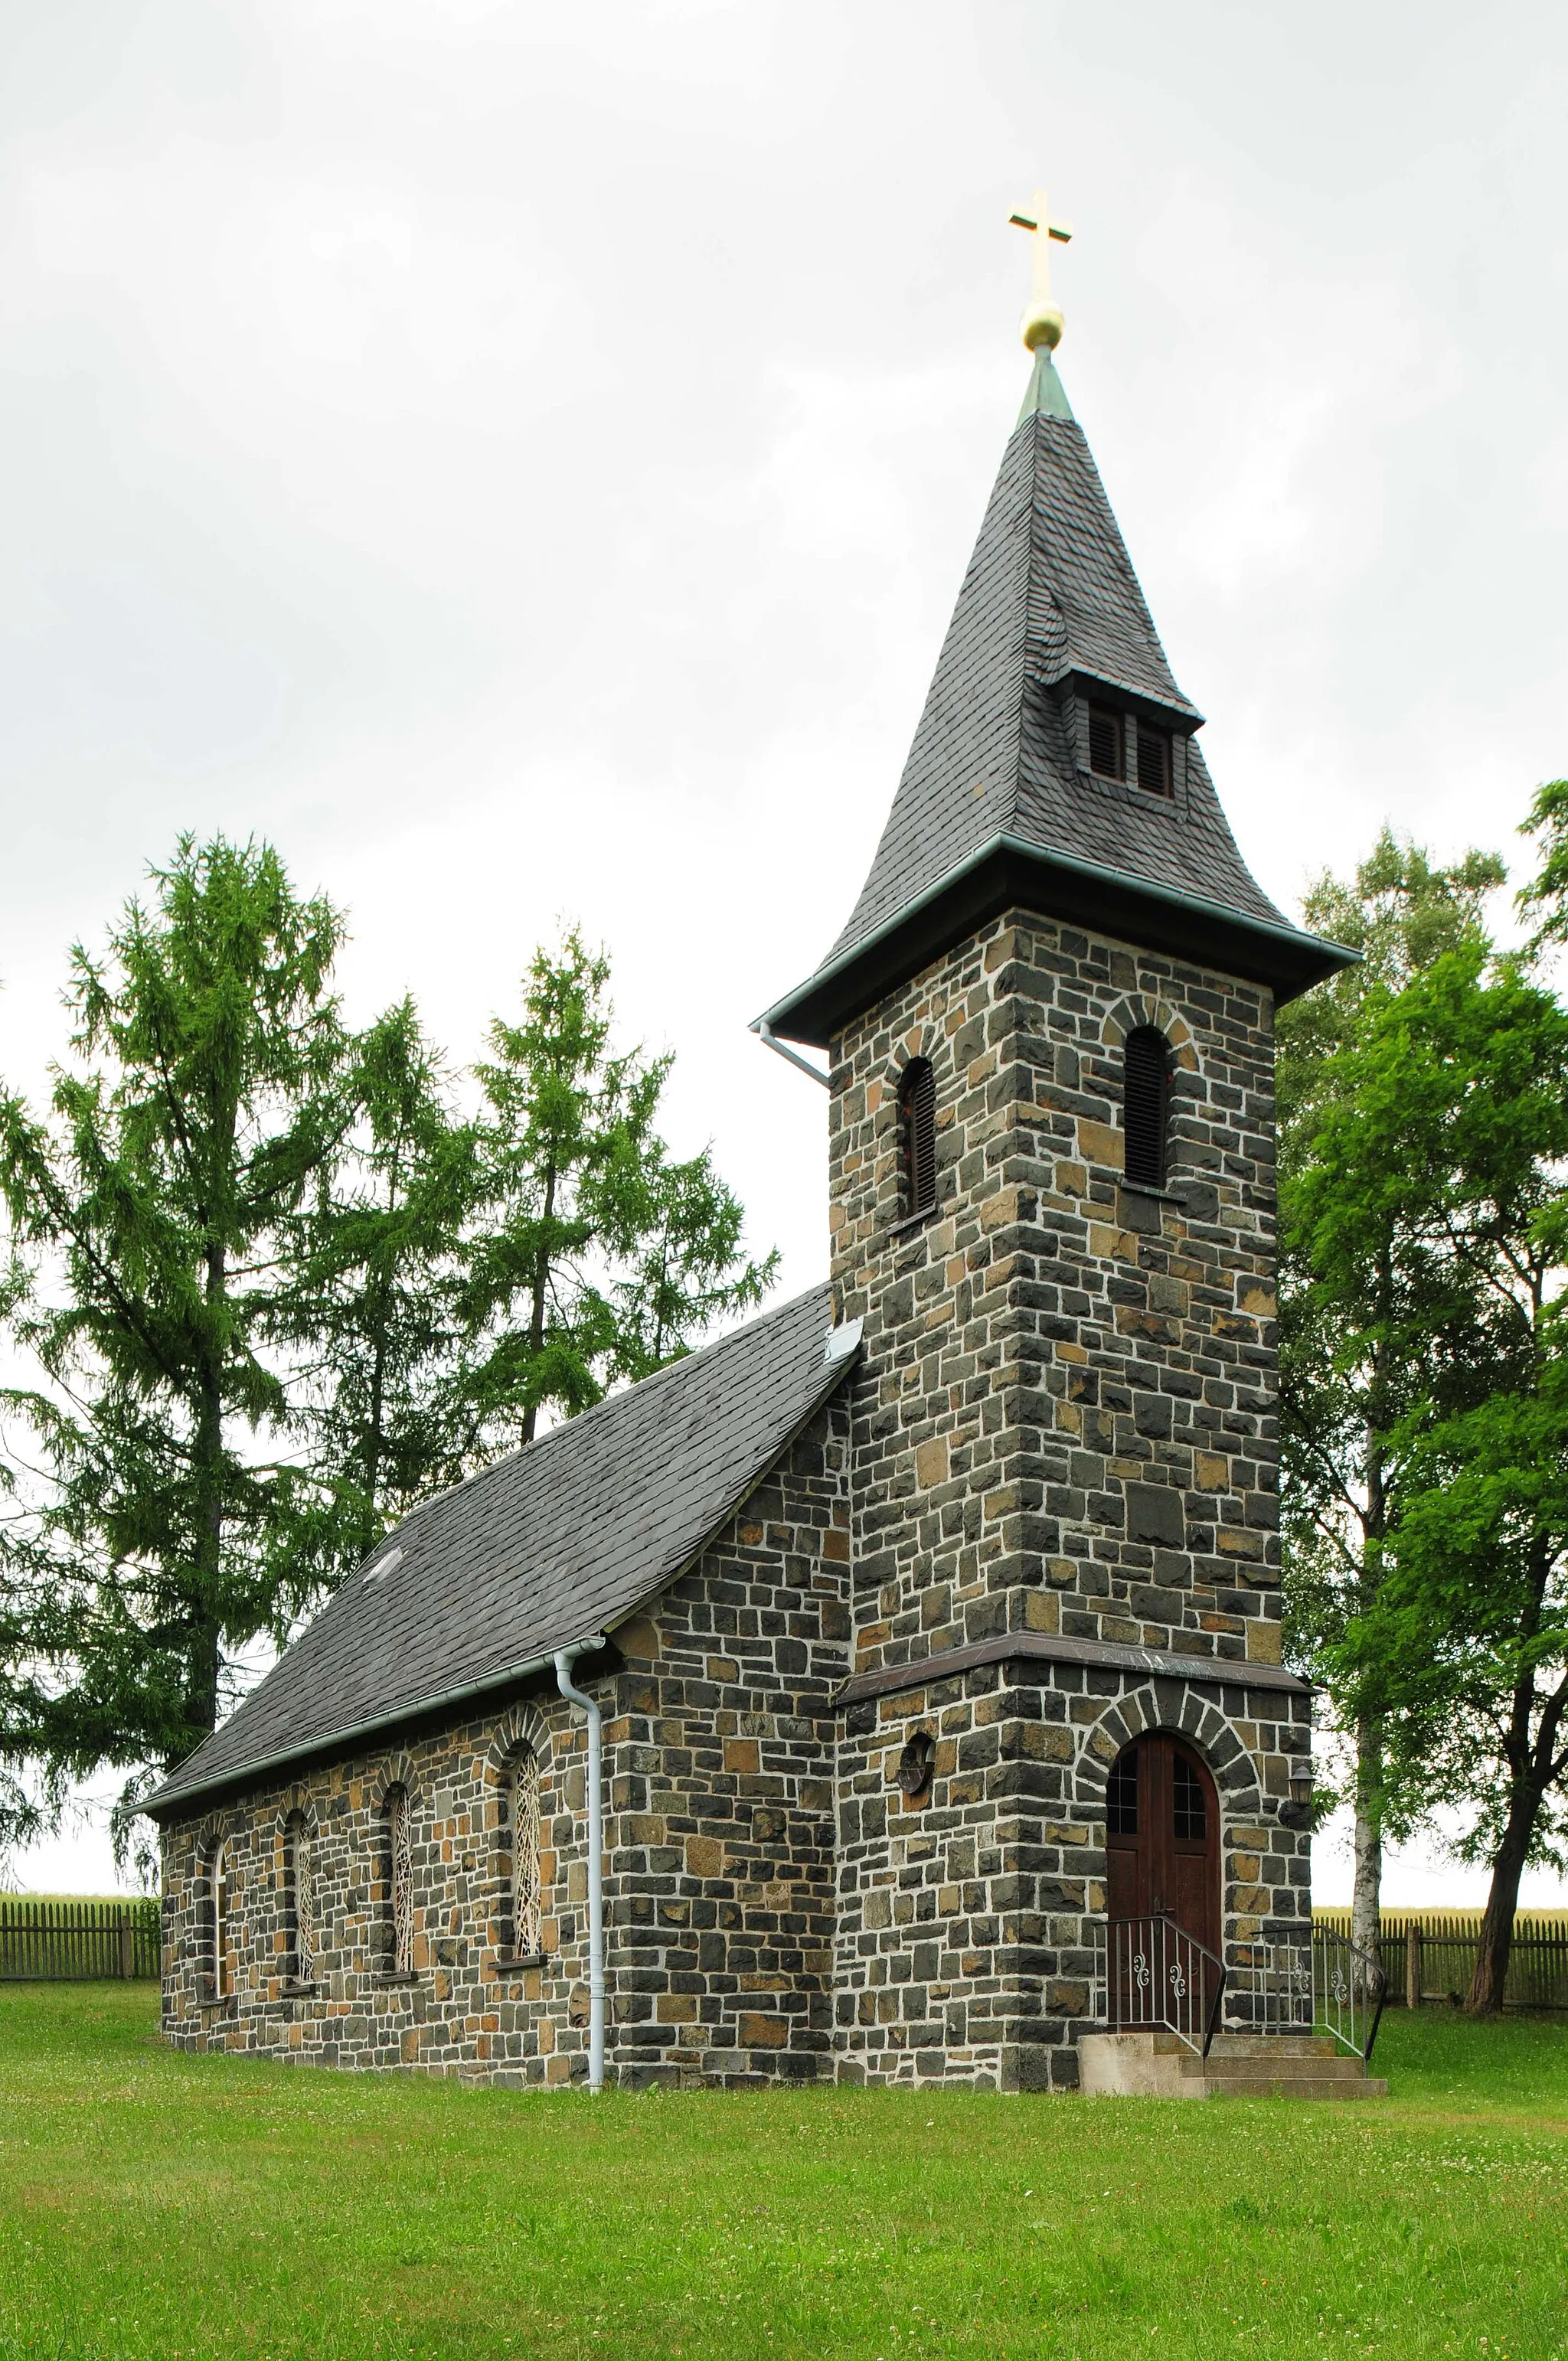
top-left (762, 391), bottom-right (1354, 1043)
top-left (147, 1284), bottom-right (846, 1814)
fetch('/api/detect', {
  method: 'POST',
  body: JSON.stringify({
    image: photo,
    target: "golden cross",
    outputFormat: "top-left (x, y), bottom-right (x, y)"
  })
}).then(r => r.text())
top-left (1009, 189), bottom-right (1073, 351)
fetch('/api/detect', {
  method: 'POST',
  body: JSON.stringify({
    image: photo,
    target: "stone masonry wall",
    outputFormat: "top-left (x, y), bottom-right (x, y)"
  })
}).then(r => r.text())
top-left (602, 1397), bottom-right (851, 2086)
top-left (834, 1659), bottom-right (1310, 2091)
top-left (828, 906), bottom-right (1308, 2086)
top-left (829, 906), bottom-right (1282, 1674)
top-left (158, 1406), bottom-right (850, 2087)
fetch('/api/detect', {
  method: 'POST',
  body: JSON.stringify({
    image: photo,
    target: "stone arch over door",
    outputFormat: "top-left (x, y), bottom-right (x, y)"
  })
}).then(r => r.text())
top-left (1080, 1682), bottom-right (1264, 1956)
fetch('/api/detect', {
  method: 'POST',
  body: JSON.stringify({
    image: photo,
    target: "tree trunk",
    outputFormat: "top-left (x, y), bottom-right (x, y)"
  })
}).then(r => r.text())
top-left (1468, 1787), bottom-right (1537, 2014)
top-left (188, 1239), bottom-right (228, 1743)
top-left (519, 1162), bottom-right (557, 1448)
top-left (1350, 1713), bottom-right (1383, 1963)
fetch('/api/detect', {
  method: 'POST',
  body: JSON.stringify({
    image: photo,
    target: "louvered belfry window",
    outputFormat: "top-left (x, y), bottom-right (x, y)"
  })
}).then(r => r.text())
top-left (898, 1056), bottom-right (937, 1219)
top-left (1135, 726), bottom-right (1171, 798)
top-left (1123, 1027), bottom-right (1169, 1188)
top-left (1087, 704), bottom-right (1124, 779)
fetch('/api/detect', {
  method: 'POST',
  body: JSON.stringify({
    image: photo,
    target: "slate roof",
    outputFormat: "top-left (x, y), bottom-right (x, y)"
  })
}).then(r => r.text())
top-left (760, 354), bottom-right (1354, 1044)
top-left (146, 1284), bottom-right (849, 1817)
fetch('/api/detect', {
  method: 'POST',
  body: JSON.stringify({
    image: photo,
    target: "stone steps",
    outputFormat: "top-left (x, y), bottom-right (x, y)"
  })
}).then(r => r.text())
top-left (1078, 2030), bottom-right (1387, 2100)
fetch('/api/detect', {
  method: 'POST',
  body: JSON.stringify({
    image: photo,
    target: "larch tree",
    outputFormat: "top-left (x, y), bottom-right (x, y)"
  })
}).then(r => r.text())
top-left (278, 996), bottom-right (480, 1567)
top-left (0, 838), bottom-right (356, 1849)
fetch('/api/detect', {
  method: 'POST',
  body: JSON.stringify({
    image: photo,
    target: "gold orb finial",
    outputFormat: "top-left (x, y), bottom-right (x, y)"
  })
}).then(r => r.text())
top-left (1009, 189), bottom-right (1072, 354)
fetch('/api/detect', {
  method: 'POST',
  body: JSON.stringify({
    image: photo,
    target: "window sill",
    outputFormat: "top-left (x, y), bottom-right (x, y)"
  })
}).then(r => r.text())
top-left (279, 1979), bottom-right (319, 1999)
top-left (1119, 1181), bottom-right (1189, 1205)
top-left (370, 1970), bottom-right (420, 1988)
top-left (493, 1950), bottom-right (551, 1977)
top-left (195, 1984), bottom-right (235, 2016)
top-left (885, 1205), bottom-right (937, 1239)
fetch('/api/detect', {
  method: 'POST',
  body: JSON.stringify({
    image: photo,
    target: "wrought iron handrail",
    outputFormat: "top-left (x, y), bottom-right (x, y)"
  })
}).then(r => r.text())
top-left (1314, 1924), bottom-right (1387, 2060)
top-left (1233, 1927), bottom-right (1387, 2060)
top-left (1102, 1912), bottom-right (1227, 2058)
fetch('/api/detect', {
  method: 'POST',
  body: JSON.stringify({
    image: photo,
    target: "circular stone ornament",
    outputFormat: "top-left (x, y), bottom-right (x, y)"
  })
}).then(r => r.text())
top-left (896, 1732), bottom-right (936, 1800)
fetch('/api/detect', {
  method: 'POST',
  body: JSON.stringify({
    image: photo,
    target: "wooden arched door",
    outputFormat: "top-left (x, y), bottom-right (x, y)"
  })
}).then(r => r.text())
top-left (1106, 1732), bottom-right (1220, 1955)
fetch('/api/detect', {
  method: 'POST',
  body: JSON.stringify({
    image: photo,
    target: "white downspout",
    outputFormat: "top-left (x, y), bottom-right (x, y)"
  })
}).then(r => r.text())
top-left (750, 1017), bottom-right (831, 1089)
top-left (554, 1644), bottom-right (605, 2092)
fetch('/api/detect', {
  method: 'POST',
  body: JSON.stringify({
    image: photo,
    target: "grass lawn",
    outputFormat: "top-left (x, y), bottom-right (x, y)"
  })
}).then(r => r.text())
top-left (0, 1987), bottom-right (1563, 2360)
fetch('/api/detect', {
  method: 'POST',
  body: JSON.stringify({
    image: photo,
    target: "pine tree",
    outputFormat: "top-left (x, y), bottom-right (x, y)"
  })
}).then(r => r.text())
top-left (458, 931), bottom-right (776, 1453)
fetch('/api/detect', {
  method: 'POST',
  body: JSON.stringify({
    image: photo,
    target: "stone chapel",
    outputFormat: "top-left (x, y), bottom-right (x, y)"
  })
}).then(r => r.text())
top-left (149, 213), bottom-right (1356, 2092)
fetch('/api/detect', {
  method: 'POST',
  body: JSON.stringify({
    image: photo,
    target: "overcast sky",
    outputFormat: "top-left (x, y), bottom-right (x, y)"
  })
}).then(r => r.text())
top-left (3, 0), bottom-right (1564, 1899)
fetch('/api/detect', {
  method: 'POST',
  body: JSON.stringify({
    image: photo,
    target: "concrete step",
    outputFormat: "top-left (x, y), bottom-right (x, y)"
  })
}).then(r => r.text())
top-left (1078, 2030), bottom-right (1387, 2101)
top-left (1182, 2050), bottom-right (1367, 2081)
top-left (1206, 2033), bottom-right (1338, 2059)
top-left (1201, 2073), bottom-right (1389, 2101)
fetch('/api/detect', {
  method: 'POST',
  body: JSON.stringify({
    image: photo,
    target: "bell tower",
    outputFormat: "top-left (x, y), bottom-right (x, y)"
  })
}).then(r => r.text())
top-left (757, 203), bottom-right (1354, 2089)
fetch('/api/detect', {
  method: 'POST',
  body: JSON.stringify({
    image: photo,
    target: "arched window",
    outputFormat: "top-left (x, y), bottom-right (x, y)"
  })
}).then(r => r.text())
top-left (897, 1056), bottom-right (936, 1219)
top-left (212, 1837), bottom-right (234, 2000)
top-left (384, 1785), bottom-right (415, 1976)
top-left (1123, 1027), bottom-right (1170, 1188)
top-left (284, 1811), bottom-right (316, 1987)
top-left (498, 1746), bottom-right (543, 1960)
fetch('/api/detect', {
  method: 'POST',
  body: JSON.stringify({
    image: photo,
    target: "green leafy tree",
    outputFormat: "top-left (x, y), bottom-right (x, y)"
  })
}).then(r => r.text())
top-left (1517, 778), bottom-right (1568, 955)
top-left (0, 837), bottom-right (354, 1843)
top-left (1277, 831), bottom-right (1504, 1958)
top-left (279, 998), bottom-right (479, 1566)
top-left (1315, 947), bottom-right (1568, 2010)
top-left (459, 931), bottom-right (776, 1452)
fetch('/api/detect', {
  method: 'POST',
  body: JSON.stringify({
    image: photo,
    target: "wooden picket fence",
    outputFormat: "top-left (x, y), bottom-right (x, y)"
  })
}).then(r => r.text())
top-left (1315, 1909), bottom-right (1568, 2010)
top-left (0, 1896), bottom-right (161, 1982)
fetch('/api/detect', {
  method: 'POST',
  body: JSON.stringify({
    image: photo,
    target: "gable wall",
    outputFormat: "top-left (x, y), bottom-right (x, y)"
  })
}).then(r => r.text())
top-left (604, 1398), bottom-right (851, 2085)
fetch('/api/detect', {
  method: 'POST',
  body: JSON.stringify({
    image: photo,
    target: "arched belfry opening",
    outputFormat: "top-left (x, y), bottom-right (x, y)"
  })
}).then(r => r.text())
top-left (1122, 1026), bottom-right (1170, 1188)
top-left (897, 1056), bottom-right (936, 1220)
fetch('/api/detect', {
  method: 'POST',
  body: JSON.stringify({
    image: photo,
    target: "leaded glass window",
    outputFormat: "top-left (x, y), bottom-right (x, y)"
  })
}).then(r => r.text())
top-left (512, 1749), bottom-right (542, 1958)
top-left (286, 1811), bottom-right (316, 1985)
top-left (213, 1838), bottom-right (233, 1999)
top-left (387, 1786), bottom-right (414, 1975)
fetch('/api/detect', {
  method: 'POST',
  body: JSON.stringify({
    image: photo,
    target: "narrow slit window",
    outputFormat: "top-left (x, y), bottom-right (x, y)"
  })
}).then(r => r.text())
top-left (499, 1747), bottom-right (543, 1958)
top-left (285, 1811), bottom-right (315, 1986)
top-left (1135, 726), bottom-right (1171, 798)
top-left (386, 1785), bottom-right (414, 1975)
top-left (1087, 704), bottom-right (1124, 779)
top-left (213, 1839), bottom-right (233, 2000)
top-left (897, 1056), bottom-right (936, 1219)
top-left (1123, 1027), bottom-right (1170, 1189)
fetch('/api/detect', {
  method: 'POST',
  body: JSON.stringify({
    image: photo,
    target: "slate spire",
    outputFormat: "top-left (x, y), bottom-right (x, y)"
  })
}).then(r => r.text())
top-left (760, 279), bottom-right (1353, 1048)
